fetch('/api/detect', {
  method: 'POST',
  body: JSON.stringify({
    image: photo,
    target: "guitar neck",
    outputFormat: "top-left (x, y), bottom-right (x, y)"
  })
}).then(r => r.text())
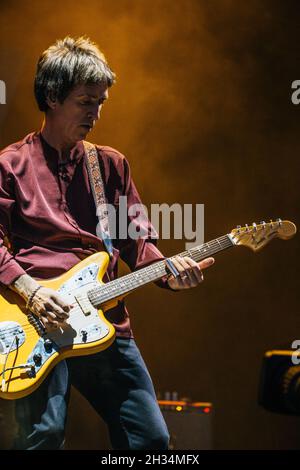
top-left (88, 234), bottom-right (235, 308)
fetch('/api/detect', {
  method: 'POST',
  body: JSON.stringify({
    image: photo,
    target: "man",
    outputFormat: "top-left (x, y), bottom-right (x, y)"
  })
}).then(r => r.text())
top-left (0, 36), bottom-right (214, 450)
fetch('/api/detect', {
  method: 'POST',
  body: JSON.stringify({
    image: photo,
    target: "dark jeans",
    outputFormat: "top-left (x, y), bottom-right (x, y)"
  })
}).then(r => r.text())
top-left (13, 338), bottom-right (170, 450)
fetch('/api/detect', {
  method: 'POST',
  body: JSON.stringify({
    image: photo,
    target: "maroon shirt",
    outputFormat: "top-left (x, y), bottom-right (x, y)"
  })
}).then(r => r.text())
top-left (0, 132), bottom-right (169, 337)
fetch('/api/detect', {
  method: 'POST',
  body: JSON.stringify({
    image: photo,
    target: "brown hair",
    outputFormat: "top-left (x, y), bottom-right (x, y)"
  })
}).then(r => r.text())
top-left (34, 36), bottom-right (116, 111)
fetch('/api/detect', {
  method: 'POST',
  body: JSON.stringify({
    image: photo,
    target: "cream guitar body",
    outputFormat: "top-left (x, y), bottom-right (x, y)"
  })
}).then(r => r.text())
top-left (0, 252), bottom-right (116, 399)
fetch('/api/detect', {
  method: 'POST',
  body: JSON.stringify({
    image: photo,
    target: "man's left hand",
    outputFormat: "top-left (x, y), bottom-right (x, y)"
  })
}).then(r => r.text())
top-left (166, 256), bottom-right (215, 290)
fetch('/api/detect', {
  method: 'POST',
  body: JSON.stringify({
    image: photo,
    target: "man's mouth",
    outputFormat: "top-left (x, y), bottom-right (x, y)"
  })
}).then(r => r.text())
top-left (80, 124), bottom-right (92, 131)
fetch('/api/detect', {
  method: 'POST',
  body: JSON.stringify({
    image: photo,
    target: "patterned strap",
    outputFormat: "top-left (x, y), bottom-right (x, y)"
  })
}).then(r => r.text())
top-left (83, 141), bottom-right (113, 258)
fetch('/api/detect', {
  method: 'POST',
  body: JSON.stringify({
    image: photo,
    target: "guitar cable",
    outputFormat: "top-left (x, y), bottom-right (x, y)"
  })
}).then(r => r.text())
top-left (1, 335), bottom-right (20, 392)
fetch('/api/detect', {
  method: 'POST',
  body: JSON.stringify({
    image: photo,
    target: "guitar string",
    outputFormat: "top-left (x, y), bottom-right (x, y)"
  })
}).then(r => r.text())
top-left (2, 241), bottom-right (231, 335)
top-left (89, 236), bottom-right (233, 304)
top-left (1, 235), bottom-right (233, 336)
top-left (1, 237), bottom-right (233, 336)
top-left (89, 236), bottom-right (232, 298)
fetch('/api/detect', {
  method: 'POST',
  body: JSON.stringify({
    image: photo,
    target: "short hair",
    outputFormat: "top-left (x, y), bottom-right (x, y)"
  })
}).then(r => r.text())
top-left (34, 36), bottom-right (116, 112)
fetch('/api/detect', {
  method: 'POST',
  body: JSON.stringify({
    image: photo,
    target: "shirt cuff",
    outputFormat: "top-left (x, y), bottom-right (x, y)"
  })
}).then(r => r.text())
top-left (0, 259), bottom-right (27, 286)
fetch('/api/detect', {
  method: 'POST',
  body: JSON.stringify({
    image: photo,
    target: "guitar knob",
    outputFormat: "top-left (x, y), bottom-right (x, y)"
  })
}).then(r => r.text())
top-left (44, 339), bottom-right (53, 353)
top-left (81, 330), bottom-right (88, 342)
top-left (33, 353), bottom-right (42, 366)
top-left (252, 222), bottom-right (257, 231)
top-left (276, 218), bottom-right (282, 226)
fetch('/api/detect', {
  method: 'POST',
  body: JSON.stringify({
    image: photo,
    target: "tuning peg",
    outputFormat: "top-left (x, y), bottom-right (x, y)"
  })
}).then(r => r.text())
top-left (276, 218), bottom-right (282, 226)
top-left (245, 224), bottom-right (249, 232)
top-left (252, 222), bottom-right (257, 232)
top-left (269, 219), bottom-right (274, 228)
top-left (260, 221), bottom-right (266, 229)
top-left (236, 225), bottom-right (241, 233)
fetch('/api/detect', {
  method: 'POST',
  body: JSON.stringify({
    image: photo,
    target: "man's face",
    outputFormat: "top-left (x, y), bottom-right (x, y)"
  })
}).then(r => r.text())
top-left (48, 82), bottom-right (109, 144)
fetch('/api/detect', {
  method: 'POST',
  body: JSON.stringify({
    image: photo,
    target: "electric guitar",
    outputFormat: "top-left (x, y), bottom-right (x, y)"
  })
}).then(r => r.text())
top-left (0, 219), bottom-right (296, 400)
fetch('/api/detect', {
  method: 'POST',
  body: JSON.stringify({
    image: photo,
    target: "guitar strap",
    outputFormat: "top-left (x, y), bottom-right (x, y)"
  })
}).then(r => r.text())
top-left (83, 141), bottom-right (114, 259)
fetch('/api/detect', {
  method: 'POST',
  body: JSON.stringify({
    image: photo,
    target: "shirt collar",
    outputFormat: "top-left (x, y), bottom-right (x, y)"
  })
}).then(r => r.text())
top-left (37, 131), bottom-right (84, 169)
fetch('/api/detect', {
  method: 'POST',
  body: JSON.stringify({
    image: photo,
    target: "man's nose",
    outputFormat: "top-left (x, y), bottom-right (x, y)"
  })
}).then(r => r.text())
top-left (88, 105), bottom-right (102, 121)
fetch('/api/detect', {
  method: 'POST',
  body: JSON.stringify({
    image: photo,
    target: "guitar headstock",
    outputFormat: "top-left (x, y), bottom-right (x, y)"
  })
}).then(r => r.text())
top-left (230, 219), bottom-right (297, 252)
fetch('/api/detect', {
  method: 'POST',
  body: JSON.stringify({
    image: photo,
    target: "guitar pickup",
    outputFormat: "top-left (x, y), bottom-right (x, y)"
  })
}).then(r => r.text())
top-left (74, 294), bottom-right (92, 316)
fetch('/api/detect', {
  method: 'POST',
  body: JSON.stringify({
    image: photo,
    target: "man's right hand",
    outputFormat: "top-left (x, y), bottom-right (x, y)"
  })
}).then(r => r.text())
top-left (29, 287), bottom-right (73, 329)
top-left (11, 274), bottom-right (73, 329)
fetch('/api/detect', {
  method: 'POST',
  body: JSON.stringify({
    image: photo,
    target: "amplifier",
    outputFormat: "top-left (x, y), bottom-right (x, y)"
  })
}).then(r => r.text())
top-left (158, 400), bottom-right (213, 450)
top-left (65, 388), bottom-right (213, 450)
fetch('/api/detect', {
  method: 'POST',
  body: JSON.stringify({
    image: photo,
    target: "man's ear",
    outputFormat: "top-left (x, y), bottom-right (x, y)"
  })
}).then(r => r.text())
top-left (46, 93), bottom-right (57, 110)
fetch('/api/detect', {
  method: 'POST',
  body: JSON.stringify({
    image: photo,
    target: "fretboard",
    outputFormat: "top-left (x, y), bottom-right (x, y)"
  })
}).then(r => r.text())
top-left (87, 234), bottom-right (234, 308)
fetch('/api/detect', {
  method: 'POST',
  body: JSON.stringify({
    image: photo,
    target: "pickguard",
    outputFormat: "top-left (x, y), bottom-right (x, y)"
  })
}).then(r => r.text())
top-left (46, 262), bottom-right (109, 347)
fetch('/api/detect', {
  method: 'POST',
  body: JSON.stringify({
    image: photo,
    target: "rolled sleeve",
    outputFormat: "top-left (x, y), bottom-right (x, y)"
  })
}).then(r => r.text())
top-left (0, 257), bottom-right (26, 286)
top-left (0, 159), bottom-right (26, 286)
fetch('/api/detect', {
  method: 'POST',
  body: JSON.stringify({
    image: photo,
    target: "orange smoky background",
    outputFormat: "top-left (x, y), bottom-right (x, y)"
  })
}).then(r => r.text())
top-left (0, 0), bottom-right (299, 450)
